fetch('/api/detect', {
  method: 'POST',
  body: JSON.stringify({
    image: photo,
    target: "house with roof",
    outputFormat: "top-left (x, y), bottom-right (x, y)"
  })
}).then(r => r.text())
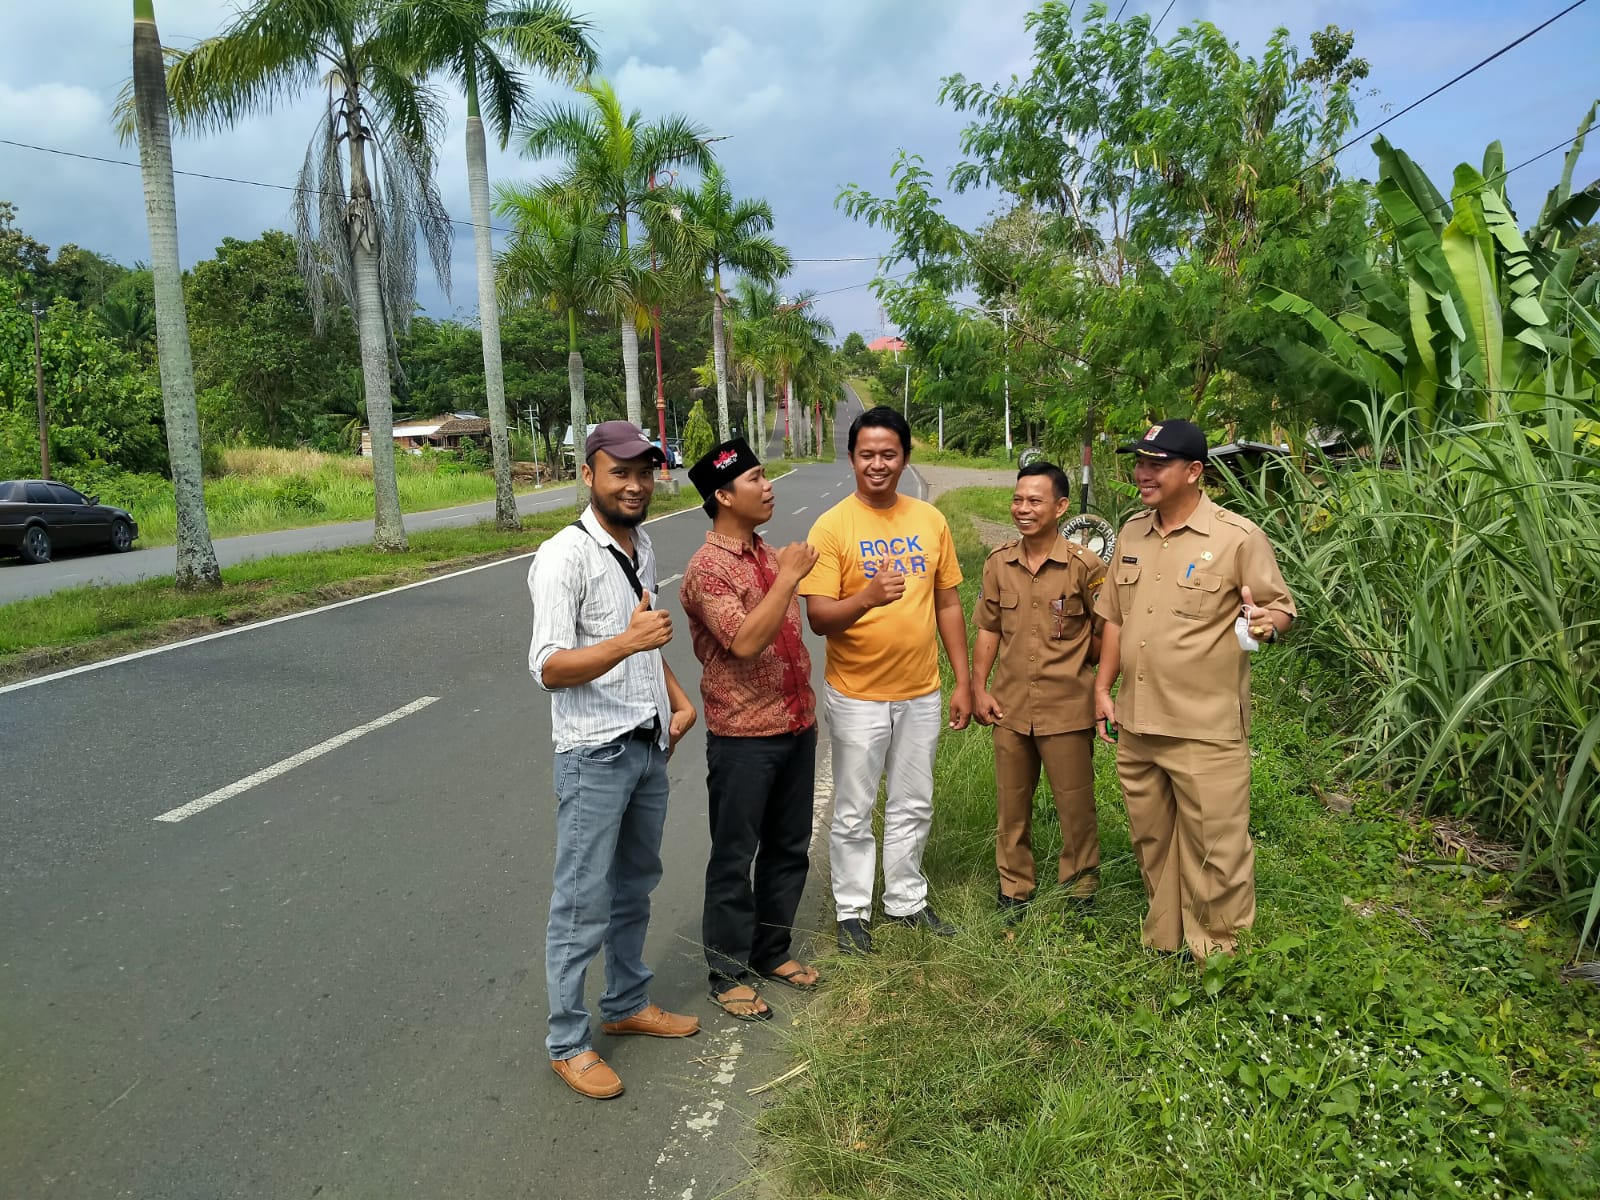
top-left (866, 335), bottom-right (907, 354)
top-left (359, 412), bottom-right (491, 456)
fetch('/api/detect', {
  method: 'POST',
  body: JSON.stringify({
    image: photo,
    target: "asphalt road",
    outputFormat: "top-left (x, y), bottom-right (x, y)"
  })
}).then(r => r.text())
top-left (0, 481), bottom-right (609, 607)
top-left (0, 390), bottom-right (886, 1199)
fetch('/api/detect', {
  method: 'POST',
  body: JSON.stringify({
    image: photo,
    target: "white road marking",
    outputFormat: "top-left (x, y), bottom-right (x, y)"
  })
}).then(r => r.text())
top-left (810, 724), bottom-right (833, 857)
top-left (658, 572), bottom-right (682, 587)
top-left (792, 507), bottom-right (808, 515)
top-left (153, 696), bottom-right (439, 823)
top-left (0, 496), bottom-right (702, 698)
top-left (647, 1032), bottom-right (745, 1198)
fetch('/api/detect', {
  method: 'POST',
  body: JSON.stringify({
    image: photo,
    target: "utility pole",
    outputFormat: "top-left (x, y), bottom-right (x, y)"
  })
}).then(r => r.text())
top-left (937, 364), bottom-right (944, 450)
top-left (527, 406), bottom-right (542, 489)
top-left (903, 363), bottom-right (910, 417)
top-left (31, 303), bottom-right (50, 480)
top-left (1001, 307), bottom-right (1014, 460)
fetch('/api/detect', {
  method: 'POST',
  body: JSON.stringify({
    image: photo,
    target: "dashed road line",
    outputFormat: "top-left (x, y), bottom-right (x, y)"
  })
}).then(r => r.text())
top-left (153, 696), bottom-right (440, 823)
top-left (792, 507), bottom-right (808, 515)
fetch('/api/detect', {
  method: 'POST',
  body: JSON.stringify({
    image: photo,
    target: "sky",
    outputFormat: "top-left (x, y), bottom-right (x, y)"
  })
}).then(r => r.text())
top-left (1, 0), bottom-right (1597, 345)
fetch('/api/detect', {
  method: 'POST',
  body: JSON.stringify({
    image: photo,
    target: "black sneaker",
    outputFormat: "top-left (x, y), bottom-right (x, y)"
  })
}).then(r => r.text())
top-left (836, 917), bottom-right (873, 955)
top-left (885, 905), bottom-right (956, 937)
top-left (997, 892), bottom-right (1030, 926)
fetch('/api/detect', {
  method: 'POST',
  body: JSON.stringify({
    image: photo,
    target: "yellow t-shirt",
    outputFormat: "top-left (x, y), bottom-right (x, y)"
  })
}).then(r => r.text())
top-left (799, 493), bottom-right (963, 701)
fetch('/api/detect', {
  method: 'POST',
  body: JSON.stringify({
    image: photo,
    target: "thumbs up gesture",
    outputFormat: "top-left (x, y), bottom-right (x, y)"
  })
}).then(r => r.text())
top-left (1240, 585), bottom-right (1276, 644)
top-left (625, 590), bottom-right (673, 652)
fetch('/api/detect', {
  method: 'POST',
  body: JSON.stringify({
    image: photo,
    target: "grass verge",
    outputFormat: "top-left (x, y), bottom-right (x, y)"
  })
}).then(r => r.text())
top-left (760, 485), bottom-right (1600, 1199)
top-left (0, 467), bottom-right (794, 683)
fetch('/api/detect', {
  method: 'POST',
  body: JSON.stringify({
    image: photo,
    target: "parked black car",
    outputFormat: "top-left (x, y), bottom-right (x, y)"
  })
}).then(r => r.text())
top-left (0, 480), bottom-right (140, 564)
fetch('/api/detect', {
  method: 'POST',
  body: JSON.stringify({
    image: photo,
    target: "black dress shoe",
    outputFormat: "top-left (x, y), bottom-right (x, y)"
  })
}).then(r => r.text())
top-left (837, 917), bottom-right (873, 955)
top-left (997, 892), bottom-right (1030, 926)
top-left (885, 905), bottom-right (955, 937)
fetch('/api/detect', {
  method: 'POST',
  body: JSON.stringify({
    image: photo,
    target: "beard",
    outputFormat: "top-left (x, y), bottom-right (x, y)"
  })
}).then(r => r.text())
top-left (591, 489), bottom-right (649, 528)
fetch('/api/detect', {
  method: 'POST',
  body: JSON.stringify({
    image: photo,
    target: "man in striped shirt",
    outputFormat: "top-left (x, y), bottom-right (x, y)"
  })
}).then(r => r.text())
top-left (528, 421), bottom-right (700, 1100)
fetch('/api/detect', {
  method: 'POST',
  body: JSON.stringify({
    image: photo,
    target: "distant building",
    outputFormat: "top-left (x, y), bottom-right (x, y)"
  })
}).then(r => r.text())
top-left (866, 335), bottom-right (906, 354)
top-left (359, 412), bottom-right (489, 456)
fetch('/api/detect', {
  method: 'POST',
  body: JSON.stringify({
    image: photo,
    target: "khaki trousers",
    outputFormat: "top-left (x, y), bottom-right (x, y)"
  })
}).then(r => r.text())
top-left (994, 726), bottom-right (1098, 900)
top-left (1116, 729), bottom-right (1255, 959)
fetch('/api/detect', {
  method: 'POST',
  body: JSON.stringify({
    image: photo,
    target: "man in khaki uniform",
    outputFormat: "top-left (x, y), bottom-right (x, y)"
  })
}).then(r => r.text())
top-left (973, 462), bottom-right (1106, 920)
top-left (1092, 420), bottom-right (1295, 960)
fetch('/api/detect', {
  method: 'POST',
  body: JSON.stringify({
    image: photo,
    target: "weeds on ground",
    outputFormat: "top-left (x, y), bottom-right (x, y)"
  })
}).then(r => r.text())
top-left (760, 487), bottom-right (1600, 1200)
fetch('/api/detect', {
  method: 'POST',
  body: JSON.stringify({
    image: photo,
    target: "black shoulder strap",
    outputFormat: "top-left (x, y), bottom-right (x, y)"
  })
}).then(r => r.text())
top-left (570, 520), bottom-right (647, 603)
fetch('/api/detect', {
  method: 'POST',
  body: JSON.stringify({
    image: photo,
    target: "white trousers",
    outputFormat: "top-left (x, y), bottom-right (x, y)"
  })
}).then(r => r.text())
top-left (824, 684), bottom-right (942, 921)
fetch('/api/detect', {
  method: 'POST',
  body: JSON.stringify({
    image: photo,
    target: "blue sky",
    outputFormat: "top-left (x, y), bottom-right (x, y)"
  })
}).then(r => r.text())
top-left (1, 1), bottom-right (1595, 344)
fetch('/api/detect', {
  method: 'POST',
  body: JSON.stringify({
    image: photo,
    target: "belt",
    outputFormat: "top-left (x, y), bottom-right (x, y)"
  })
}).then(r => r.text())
top-left (627, 719), bottom-right (662, 743)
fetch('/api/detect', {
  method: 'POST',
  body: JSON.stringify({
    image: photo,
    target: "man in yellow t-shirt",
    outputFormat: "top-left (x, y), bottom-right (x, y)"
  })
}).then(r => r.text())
top-left (800, 406), bottom-right (971, 954)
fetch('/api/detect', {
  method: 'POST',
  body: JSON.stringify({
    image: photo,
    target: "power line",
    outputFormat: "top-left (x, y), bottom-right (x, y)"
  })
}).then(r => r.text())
top-left (0, 135), bottom-right (889, 274)
top-left (1298, 0), bottom-right (1591, 179)
top-left (1149, 0), bottom-right (1177, 40)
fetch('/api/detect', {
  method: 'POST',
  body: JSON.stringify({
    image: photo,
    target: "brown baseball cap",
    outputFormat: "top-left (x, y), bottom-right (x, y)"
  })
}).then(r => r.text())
top-left (585, 420), bottom-right (666, 464)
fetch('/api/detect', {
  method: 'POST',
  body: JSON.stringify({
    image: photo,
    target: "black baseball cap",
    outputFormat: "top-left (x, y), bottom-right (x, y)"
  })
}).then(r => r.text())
top-left (1117, 419), bottom-right (1209, 462)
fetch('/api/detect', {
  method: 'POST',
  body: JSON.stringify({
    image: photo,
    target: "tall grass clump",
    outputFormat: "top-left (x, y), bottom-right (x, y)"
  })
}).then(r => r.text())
top-left (1226, 398), bottom-right (1600, 946)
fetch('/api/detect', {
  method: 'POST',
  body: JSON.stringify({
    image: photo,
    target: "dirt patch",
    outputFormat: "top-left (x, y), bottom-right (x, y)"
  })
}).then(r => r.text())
top-left (970, 517), bottom-right (1016, 549)
top-left (911, 464), bottom-right (1017, 502)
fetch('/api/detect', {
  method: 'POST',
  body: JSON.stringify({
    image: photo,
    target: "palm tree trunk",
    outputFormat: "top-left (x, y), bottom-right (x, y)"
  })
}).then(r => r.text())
top-left (619, 312), bottom-right (643, 427)
top-left (755, 371), bottom-right (766, 460)
top-left (711, 268), bottom-right (731, 441)
top-left (347, 134), bottom-right (407, 552)
top-left (794, 380), bottom-right (806, 456)
top-left (132, 1), bottom-right (219, 591)
top-left (744, 381), bottom-right (754, 452)
top-left (567, 308), bottom-right (588, 510)
top-left (465, 108), bottom-right (517, 530)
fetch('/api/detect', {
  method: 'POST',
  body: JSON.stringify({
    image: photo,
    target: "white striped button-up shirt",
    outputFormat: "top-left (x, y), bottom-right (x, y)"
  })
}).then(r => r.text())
top-left (528, 507), bottom-right (671, 753)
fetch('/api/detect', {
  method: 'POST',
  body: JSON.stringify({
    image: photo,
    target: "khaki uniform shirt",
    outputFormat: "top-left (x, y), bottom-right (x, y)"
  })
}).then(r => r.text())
top-left (1093, 494), bottom-right (1295, 742)
top-left (976, 535), bottom-right (1106, 736)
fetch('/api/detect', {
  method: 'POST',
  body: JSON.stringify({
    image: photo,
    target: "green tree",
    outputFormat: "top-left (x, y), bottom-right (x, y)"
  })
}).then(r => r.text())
top-left (680, 397), bottom-right (714, 466)
top-left (519, 77), bottom-right (714, 428)
top-left (130, 0), bottom-right (219, 587)
top-left (496, 186), bottom-right (645, 508)
top-left (391, 0), bottom-right (597, 529)
top-left (156, 0), bottom-right (455, 552)
top-left (649, 165), bottom-right (791, 440)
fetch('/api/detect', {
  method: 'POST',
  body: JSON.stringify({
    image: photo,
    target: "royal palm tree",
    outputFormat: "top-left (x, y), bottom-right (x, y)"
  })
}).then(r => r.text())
top-left (728, 277), bottom-right (781, 457)
top-left (128, 0), bottom-right (220, 589)
top-left (495, 186), bottom-right (644, 510)
top-left (519, 78), bottom-right (713, 429)
top-left (769, 293), bottom-right (832, 458)
top-left (389, 0), bottom-right (597, 530)
top-left (157, 0), bottom-right (454, 552)
top-left (648, 166), bottom-right (790, 442)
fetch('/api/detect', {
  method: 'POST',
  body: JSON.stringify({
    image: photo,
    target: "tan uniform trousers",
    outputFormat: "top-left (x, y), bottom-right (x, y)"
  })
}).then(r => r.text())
top-left (1117, 728), bottom-right (1254, 958)
top-left (994, 727), bottom-right (1098, 900)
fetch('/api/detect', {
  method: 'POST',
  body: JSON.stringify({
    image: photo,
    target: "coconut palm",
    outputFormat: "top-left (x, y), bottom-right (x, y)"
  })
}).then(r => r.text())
top-left (728, 277), bottom-right (781, 457)
top-left (128, 0), bottom-right (220, 589)
top-left (519, 78), bottom-right (714, 429)
top-left (157, 0), bottom-right (454, 552)
top-left (647, 167), bottom-right (791, 441)
top-left (495, 186), bottom-right (645, 509)
top-left (770, 292), bottom-right (833, 458)
top-left (389, 0), bottom-right (597, 530)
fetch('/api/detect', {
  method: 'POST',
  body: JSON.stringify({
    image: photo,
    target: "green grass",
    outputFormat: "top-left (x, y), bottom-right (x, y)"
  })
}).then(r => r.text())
top-left (0, 467), bottom-right (783, 678)
top-left (760, 484), bottom-right (1600, 1200)
top-left (909, 439), bottom-right (1019, 470)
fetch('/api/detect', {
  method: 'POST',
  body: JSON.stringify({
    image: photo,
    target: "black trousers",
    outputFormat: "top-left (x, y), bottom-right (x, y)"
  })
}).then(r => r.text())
top-left (703, 726), bottom-right (817, 988)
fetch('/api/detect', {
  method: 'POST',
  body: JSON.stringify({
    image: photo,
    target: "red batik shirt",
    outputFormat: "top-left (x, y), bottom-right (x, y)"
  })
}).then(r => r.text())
top-left (680, 531), bottom-right (815, 737)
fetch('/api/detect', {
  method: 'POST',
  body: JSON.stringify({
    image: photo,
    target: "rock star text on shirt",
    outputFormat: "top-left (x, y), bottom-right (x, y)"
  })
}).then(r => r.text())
top-left (858, 536), bottom-right (929, 578)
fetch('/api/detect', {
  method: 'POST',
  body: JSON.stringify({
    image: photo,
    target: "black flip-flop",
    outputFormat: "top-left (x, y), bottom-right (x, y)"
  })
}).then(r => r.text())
top-left (709, 987), bottom-right (774, 1022)
top-left (761, 964), bottom-right (821, 991)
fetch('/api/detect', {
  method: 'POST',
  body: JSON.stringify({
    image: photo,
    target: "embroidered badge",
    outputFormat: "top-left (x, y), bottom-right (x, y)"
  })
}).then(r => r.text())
top-left (1201, 550), bottom-right (1214, 561)
top-left (1145, 424), bottom-right (1163, 439)
top-left (713, 447), bottom-right (739, 470)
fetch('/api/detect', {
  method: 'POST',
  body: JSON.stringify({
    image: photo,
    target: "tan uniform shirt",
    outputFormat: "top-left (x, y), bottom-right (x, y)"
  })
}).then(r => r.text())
top-left (976, 535), bottom-right (1106, 736)
top-left (1093, 494), bottom-right (1295, 741)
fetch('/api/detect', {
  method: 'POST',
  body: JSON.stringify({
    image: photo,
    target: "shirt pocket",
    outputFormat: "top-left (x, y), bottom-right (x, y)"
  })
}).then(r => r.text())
top-left (1173, 570), bottom-right (1225, 620)
top-left (997, 589), bottom-right (1020, 635)
top-left (1114, 563), bottom-right (1141, 612)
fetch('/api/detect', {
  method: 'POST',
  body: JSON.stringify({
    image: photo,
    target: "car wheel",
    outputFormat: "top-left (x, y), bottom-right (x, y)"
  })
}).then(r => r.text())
top-left (20, 524), bottom-right (52, 564)
top-left (109, 519), bottom-right (134, 552)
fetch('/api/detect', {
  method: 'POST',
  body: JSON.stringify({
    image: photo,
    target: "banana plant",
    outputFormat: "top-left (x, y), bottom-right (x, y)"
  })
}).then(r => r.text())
top-left (1266, 103), bottom-right (1599, 433)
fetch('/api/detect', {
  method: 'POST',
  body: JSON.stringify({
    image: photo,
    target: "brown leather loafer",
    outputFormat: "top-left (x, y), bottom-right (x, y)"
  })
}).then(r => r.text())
top-left (551, 1050), bottom-right (624, 1099)
top-left (600, 1003), bottom-right (700, 1039)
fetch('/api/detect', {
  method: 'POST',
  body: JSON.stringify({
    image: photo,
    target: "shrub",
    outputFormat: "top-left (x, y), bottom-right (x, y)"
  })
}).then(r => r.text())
top-left (1223, 398), bottom-right (1600, 946)
top-left (682, 399), bottom-right (715, 466)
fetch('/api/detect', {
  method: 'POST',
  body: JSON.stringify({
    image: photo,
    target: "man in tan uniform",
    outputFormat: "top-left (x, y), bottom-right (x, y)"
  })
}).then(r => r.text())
top-left (973, 462), bottom-right (1106, 920)
top-left (1092, 419), bottom-right (1295, 960)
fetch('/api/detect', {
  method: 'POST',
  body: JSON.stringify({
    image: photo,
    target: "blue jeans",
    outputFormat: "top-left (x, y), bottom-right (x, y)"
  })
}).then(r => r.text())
top-left (545, 731), bottom-right (670, 1061)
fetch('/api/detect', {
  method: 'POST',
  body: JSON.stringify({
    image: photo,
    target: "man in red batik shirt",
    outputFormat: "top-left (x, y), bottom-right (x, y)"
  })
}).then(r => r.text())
top-left (680, 438), bottom-right (821, 1022)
